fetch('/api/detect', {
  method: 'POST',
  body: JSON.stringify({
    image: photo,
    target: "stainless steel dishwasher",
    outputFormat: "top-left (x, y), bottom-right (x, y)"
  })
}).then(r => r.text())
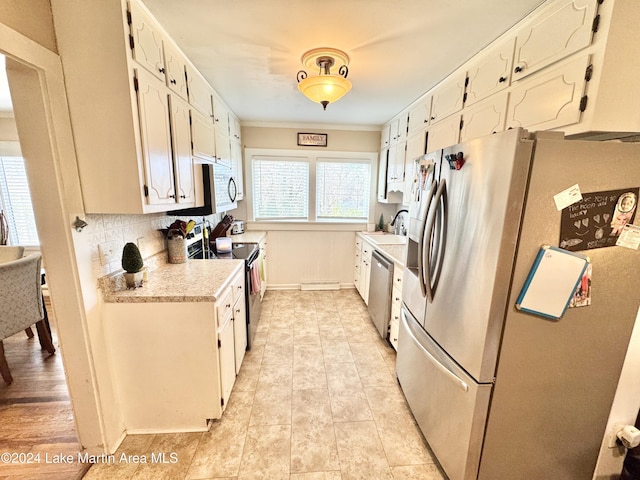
top-left (368, 250), bottom-right (394, 339)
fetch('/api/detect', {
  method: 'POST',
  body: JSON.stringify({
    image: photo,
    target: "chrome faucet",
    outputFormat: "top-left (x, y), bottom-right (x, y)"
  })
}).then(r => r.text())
top-left (390, 209), bottom-right (408, 235)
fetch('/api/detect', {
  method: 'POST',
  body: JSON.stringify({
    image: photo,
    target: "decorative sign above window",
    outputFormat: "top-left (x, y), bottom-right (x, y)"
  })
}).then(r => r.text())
top-left (297, 133), bottom-right (327, 147)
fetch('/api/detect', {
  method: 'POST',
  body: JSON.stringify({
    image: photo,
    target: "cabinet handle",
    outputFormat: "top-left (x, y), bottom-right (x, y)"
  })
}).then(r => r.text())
top-left (498, 76), bottom-right (507, 83)
top-left (180, 195), bottom-right (186, 199)
top-left (169, 194), bottom-right (175, 198)
top-left (170, 78), bottom-right (177, 85)
top-left (226, 303), bottom-right (231, 308)
top-left (159, 67), bottom-right (165, 74)
top-left (514, 66), bottom-right (523, 73)
top-left (431, 115), bottom-right (436, 120)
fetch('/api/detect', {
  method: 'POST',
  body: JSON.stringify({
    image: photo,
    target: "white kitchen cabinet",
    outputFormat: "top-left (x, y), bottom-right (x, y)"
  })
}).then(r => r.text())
top-left (128, 0), bottom-right (164, 82)
top-left (408, 96), bottom-right (432, 133)
top-left (512, 0), bottom-right (597, 82)
top-left (218, 312), bottom-right (235, 410)
top-left (426, 114), bottom-right (461, 154)
top-left (233, 295), bottom-right (247, 374)
top-left (377, 148), bottom-right (403, 204)
top-left (190, 109), bottom-right (217, 162)
top-left (163, 41), bottom-right (188, 100)
top-left (259, 238), bottom-right (267, 300)
top-left (388, 140), bottom-right (406, 193)
top-left (359, 241), bottom-right (373, 305)
top-left (231, 271), bottom-right (246, 374)
top-left (170, 95), bottom-right (196, 204)
top-left (389, 266), bottom-right (404, 351)
top-left (381, 123), bottom-right (391, 148)
top-left (213, 95), bottom-right (230, 137)
top-left (51, 0), bottom-right (215, 213)
top-left (506, 54), bottom-right (589, 132)
top-left (129, 0), bottom-right (187, 100)
top-left (403, 130), bottom-right (427, 205)
top-left (186, 63), bottom-right (214, 118)
top-left (465, 38), bottom-right (515, 106)
top-left (429, 72), bottom-right (467, 125)
top-left (231, 139), bottom-right (244, 201)
top-left (215, 129), bottom-right (233, 168)
top-left (460, 92), bottom-right (509, 143)
top-left (230, 113), bottom-right (241, 143)
top-left (135, 68), bottom-right (175, 205)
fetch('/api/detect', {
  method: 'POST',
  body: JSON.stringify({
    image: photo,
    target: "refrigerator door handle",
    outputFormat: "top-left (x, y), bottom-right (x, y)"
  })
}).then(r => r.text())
top-left (418, 179), bottom-right (438, 298)
top-left (424, 179), bottom-right (448, 303)
top-left (402, 308), bottom-right (469, 392)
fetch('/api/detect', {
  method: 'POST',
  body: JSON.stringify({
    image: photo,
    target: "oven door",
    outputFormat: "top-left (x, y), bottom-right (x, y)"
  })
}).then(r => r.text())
top-left (245, 252), bottom-right (262, 349)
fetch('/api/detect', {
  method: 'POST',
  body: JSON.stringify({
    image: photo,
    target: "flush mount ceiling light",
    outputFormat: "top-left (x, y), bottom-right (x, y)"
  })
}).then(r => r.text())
top-left (296, 48), bottom-right (352, 110)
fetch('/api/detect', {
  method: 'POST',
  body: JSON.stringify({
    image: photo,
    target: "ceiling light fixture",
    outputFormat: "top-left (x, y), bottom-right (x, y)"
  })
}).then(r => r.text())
top-left (296, 48), bottom-right (352, 111)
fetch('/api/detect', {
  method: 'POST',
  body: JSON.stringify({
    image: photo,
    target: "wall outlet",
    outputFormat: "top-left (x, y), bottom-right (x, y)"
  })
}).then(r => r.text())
top-left (136, 237), bottom-right (146, 255)
top-left (98, 241), bottom-right (120, 266)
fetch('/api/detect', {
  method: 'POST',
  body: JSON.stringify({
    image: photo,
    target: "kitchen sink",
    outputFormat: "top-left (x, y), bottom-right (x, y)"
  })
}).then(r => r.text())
top-left (363, 234), bottom-right (407, 245)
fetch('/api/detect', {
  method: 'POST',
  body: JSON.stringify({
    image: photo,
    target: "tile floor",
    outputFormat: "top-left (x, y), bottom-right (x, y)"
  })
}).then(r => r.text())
top-left (83, 289), bottom-right (447, 480)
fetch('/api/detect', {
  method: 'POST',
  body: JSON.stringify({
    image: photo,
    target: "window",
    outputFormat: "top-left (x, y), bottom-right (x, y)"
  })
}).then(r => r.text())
top-left (253, 158), bottom-right (309, 220)
top-left (0, 156), bottom-right (39, 246)
top-left (249, 149), bottom-right (375, 223)
top-left (316, 159), bottom-right (370, 220)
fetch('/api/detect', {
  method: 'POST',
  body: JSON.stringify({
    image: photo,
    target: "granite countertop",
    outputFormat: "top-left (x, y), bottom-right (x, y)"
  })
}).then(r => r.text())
top-left (101, 257), bottom-right (244, 303)
top-left (357, 232), bottom-right (408, 267)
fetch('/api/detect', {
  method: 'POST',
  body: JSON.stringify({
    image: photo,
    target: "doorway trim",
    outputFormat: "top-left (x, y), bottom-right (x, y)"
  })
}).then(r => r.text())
top-left (1, 22), bottom-right (108, 453)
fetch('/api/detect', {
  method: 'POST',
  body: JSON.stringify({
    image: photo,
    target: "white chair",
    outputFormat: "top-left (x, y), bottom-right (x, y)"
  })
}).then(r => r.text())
top-left (0, 253), bottom-right (55, 385)
top-left (0, 245), bottom-right (25, 263)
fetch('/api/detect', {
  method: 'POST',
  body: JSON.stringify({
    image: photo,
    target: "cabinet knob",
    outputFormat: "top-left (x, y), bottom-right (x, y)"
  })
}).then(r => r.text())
top-left (226, 303), bottom-right (231, 308)
top-left (431, 115), bottom-right (436, 120)
top-left (514, 66), bottom-right (523, 73)
top-left (170, 78), bottom-right (177, 85)
top-left (159, 67), bottom-right (166, 74)
top-left (180, 195), bottom-right (186, 199)
top-left (499, 76), bottom-right (507, 83)
top-left (169, 194), bottom-right (175, 198)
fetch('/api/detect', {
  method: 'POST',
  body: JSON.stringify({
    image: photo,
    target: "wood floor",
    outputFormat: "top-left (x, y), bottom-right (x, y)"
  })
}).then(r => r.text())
top-left (0, 299), bottom-right (89, 480)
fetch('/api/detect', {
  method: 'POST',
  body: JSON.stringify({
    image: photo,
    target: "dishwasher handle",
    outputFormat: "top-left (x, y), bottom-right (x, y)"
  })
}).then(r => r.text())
top-left (371, 250), bottom-right (393, 270)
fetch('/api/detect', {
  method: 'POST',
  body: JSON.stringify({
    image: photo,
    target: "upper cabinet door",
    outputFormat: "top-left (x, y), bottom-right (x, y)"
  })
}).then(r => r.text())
top-left (169, 96), bottom-right (195, 204)
top-left (135, 69), bottom-right (175, 205)
top-left (429, 72), bottom-right (467, 125)
top-left (465, 38), bottom-right (515, 107)
top-left (506, 54), bottom-right (590, 132)
top-left (186, 64), bottom-right (214, 118)
top-left (460, 92), bottom-right (509, 143)
top-left (128, 0), bottom-right (165, 82)
top-left (163, 41), bottom-right (188, 100)
top-left (213, 96), bottom-right (230, 137)
top-left (408, 96), bottom-right (432, 133)
top-left (512, 0), bottom-right (598, 81)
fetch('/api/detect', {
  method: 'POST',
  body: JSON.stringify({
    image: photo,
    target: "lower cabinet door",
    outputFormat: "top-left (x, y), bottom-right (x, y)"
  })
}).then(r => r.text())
top-left (218, 315), bottom-right (236, 409)
top-left (233, 295), bottom-right (247, 374)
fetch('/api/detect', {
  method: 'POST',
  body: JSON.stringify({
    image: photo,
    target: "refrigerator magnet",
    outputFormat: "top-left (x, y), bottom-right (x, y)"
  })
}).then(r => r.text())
top-left (515, 245), bottom-right (591, 320)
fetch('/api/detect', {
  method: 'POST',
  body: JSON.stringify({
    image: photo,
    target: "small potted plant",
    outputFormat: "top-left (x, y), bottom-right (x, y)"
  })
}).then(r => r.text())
top-left (121, 242), bottom-right (144, 289)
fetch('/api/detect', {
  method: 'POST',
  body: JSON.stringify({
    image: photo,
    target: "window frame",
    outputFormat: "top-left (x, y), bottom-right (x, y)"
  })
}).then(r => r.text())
top-left (246, 148), bottom-right (377, 225)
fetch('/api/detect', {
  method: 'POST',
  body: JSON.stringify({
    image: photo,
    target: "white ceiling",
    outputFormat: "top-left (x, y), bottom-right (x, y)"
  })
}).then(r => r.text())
top-left (142, 0), bottom-right (547, 127)
top-left (1, 1), bottom-right (548, 126)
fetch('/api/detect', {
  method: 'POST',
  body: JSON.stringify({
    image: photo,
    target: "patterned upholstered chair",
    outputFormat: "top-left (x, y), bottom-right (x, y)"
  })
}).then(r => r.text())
top-left (0, 253), bottom-right (55, 385)
top-left (0, 245), bottom-right (25, 264)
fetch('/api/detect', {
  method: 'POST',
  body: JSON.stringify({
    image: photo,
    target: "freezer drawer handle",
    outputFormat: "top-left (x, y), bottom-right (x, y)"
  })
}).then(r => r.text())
top-left (403, 310), bottom-right (469, 392)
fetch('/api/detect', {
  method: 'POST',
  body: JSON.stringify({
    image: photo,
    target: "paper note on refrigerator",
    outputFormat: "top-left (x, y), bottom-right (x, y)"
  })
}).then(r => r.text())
top-left (516, 245), bottom-right (590, 320)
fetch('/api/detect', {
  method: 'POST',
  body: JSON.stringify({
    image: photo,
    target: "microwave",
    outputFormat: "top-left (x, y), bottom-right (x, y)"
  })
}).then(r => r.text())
top-left (170, 163), bottom-right (237, 216)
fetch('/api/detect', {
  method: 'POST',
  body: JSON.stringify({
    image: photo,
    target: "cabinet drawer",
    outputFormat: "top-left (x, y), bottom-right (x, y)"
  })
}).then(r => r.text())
top-left (216, 286), bottom-right (234, 328)
top-left (393, 265), bottom-right (404, 288)
top-left (231, 272), bottom-right (244, 304)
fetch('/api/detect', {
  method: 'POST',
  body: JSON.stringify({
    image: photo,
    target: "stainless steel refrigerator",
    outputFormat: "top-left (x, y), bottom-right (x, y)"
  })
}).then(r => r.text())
top-left (397, 128), bottom-right (640, 480)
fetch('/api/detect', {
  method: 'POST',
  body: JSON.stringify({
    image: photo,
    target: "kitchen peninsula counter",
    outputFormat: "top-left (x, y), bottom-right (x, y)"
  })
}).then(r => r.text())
top-left (100, 257), bottom-right (244, 303)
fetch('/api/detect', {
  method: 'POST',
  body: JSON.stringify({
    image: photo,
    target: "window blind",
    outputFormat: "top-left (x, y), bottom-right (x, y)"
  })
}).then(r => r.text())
top-left (0, 156), bottom-right (40, 246)
top-left (253, 158), bottom-right (309, 220)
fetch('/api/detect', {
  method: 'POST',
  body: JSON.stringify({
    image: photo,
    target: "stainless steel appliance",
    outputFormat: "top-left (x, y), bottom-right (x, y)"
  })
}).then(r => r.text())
top-left (171, 163), bottom-right (237, 216)
top-left (230, 220), bottom-right (245, 235)
top-left (397, 128), bottom-right (640, 480)
top-left (186, 225), bottom-right (262, 350)
top-left (367, 250), bottom-right (394, 339)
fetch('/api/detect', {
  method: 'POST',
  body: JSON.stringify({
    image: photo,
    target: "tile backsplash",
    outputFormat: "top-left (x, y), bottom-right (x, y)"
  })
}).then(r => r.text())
top-left (85, 212), bottom-right (221, 279)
